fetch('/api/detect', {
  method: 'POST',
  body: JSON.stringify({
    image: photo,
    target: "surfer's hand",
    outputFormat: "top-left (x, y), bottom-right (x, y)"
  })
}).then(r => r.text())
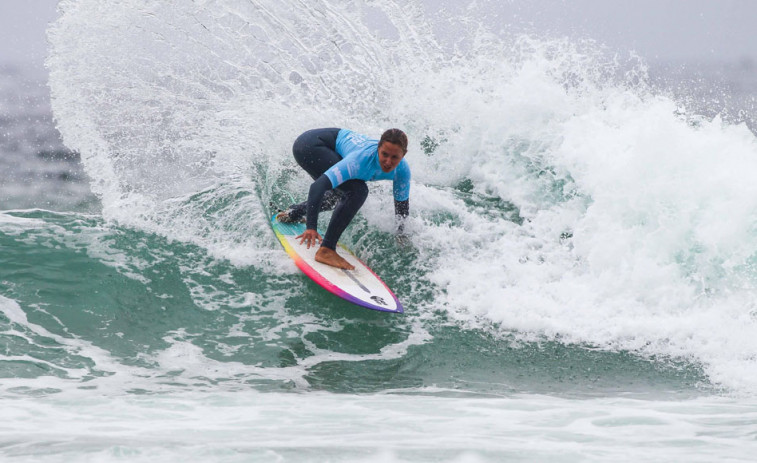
top-left (297, 229), bottom-right (322, 249)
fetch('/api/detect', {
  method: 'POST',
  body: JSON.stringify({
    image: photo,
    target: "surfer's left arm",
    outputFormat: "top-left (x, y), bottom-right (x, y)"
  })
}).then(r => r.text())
top-left (394, 199), bottom-right (410, 246)
top-left (394, 199), bottom-right (409, 232)
top-left (392, 162), bottom-right (411, 244)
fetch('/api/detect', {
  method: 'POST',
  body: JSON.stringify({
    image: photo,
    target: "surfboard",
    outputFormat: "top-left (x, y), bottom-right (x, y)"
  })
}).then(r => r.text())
top-left (270, 214), bottom-right (403, 313)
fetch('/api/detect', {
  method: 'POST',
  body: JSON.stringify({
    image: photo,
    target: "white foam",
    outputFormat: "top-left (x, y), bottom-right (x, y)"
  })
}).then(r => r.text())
top-left (403, 42), bottom-right (757, 392)
top-left (0, 211), bottom-right (47, 228)
top-left (1, 390), bottom-right (756, 462)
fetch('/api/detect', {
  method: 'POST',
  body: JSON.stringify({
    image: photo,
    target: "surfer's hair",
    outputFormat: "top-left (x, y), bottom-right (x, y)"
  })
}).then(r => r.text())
top-left (379, 128), bottom-right (408, 154)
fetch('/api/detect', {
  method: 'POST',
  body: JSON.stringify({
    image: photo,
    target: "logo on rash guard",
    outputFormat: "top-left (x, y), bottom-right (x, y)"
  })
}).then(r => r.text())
top-left (344, 131), bottom-right (370, 147)
top-left (330, 166), bottom-right (344, 184)
top-left (346, 160), bottom-right (357, 177)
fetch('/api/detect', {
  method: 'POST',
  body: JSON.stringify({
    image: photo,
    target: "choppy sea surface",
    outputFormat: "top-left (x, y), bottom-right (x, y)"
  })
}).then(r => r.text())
top-left (2, 0), bottom-right (757, 461)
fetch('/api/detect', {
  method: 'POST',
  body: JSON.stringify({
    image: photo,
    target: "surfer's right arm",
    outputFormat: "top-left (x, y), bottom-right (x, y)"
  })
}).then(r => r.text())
top-left (296, 175), bottom-right (331, 248)
top-left (305, 175), bottom-right (332, 230)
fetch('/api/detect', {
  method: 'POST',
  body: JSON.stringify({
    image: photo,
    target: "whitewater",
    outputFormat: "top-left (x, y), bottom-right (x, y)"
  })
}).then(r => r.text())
top-left (1, 0), bottom-right (757, 460)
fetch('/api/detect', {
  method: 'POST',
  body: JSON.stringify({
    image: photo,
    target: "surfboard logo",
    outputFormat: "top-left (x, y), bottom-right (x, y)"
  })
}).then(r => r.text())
top-left (370, 295), bottom-right (387, 306)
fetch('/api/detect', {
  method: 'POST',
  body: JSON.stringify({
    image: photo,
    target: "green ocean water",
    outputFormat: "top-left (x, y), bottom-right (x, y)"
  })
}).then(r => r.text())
top-left (0, 207), bottom-right (711, 399)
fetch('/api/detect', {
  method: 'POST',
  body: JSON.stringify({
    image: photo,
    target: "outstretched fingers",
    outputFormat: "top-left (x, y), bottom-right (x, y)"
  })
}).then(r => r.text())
top-left (296, 229), bottom-right (322, 249)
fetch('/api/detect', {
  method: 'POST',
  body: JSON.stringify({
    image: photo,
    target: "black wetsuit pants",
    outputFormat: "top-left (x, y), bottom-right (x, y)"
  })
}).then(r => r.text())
top-left (288, 128), bottom-right (369, 249)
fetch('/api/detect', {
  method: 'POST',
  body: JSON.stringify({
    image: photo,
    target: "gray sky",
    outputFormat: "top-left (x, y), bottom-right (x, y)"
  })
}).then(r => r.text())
top-left (1, 0), bottom-right (756, 70)
top-left (0, 0), bottom-right (59, 69)
top-left (486, 0), bottom-right (757, 63)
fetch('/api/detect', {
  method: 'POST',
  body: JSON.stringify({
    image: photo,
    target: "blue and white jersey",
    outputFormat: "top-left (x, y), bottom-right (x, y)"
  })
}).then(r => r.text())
top-left (325, 129), bottom-right (411, 201)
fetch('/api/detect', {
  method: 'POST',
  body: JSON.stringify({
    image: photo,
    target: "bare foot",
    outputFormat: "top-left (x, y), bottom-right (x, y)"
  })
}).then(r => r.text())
top-left (315, 247), bottom-right (355, 270)
top-left (276, 210), bottom-right (305, 224)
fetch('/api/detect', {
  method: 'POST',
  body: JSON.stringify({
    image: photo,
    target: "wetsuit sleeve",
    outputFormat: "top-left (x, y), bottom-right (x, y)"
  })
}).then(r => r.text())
top-left (394, 199), bottom-right (409, 234)
top-left (306, 175), bottom-right (332, 230)
top-left (393, 160), bottom-right (410, 234)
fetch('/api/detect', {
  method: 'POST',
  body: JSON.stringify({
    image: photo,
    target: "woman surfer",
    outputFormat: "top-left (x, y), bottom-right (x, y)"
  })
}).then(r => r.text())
top-left (276, 128), bottom-right (411, 270)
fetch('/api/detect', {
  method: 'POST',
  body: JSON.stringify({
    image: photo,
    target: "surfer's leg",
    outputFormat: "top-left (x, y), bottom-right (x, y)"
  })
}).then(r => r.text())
top-left (286, 128), bottom-right (342, 221)
top-left (292, 128), bottom-right (341, 179)
top-left (285, 190), bottom-right (340, 221)
top-left (322, 179), bottom-right (368, 249)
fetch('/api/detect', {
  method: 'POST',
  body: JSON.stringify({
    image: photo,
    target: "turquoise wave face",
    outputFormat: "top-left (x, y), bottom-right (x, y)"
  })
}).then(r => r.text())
top-left (0, 209), bottom-right (709, 398)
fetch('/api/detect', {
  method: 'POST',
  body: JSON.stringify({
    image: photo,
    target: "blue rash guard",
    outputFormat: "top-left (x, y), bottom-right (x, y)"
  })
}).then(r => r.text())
top-left (327, 129), bottom-right (411, 202)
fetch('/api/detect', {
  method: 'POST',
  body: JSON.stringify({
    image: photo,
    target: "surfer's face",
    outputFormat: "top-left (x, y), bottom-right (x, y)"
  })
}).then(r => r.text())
top-left (378, 141), bottom-right (405, 173)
